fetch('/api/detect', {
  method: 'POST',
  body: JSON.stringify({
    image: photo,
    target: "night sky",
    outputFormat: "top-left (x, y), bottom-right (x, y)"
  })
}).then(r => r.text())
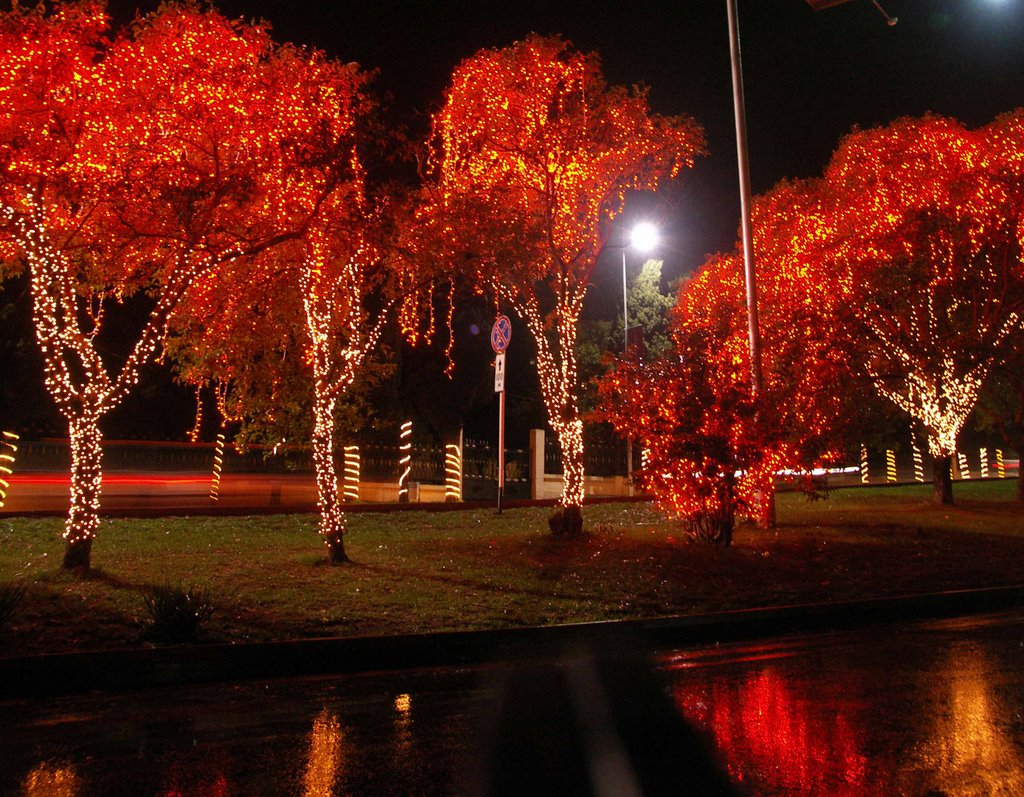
top-left (4, 0), bottom-right (1024, 439)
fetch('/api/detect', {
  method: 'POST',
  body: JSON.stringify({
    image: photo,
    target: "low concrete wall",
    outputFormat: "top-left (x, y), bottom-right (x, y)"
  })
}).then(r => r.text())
top-left (529, 428), bottom-right (631, 500)
top-left (350, 481), bottom-right (447, 503)
top-left (533, 473), bottom-right (630, 501)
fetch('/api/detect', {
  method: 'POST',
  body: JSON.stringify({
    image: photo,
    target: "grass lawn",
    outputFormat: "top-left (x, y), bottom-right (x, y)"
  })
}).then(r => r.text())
top-left (1, 480), bottom-right (1022, 657)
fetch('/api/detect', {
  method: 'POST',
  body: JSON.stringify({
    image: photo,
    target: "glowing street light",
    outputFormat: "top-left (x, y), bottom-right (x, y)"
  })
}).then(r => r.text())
top-left (630, 221), bottom-right (659, 253)
top-left (622, 222), bottom-right (655, 362)
top-left (618, 222), bottom-right (660, 489)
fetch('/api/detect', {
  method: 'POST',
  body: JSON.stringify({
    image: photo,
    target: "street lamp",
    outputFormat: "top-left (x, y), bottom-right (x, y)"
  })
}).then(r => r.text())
top-left (624, 222), bottom-right (659, 361)
top-left (726, 0), bottom-right (763, 396)
top-left (619, 222), bottom-right (659, 490)
top-left (726, 0), bottom-right (896, 525)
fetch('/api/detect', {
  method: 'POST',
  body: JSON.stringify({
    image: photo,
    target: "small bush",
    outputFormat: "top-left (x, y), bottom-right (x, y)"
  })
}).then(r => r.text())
top-left (142, 582), bottom-right (214, 644)
top-left (0, 583), bottom-right (26, 631)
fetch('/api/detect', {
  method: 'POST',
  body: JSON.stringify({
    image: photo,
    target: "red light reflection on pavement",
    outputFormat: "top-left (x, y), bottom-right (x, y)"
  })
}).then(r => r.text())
top-left (673, 668), bottom-right (872, 795)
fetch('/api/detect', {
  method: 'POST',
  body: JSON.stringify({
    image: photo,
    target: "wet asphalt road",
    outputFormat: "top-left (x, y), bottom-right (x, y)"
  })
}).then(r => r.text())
top-left (2, 610), bottom-right (1023, 796)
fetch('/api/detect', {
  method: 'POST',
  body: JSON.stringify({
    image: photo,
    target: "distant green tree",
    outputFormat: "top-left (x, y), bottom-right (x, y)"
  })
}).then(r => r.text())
top-left (611, 259), bottom-right (675, 361)
top-left (579, 259), bottom-right (675, 416)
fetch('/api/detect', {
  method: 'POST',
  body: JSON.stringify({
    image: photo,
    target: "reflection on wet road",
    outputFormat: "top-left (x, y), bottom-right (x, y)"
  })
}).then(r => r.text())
top-left (4, 670), bottom-right (484, 796)
top-left (2, 611), bottom-right (1024, 795)
top-left (665, 613), bottom-right (1024, 795)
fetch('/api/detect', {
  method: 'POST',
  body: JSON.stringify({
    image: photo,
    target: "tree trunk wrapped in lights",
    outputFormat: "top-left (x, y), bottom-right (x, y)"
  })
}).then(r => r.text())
top-left (171, 233), bottom-right (392, 564)
top-left (6, 198), bottom-right (164, 567)
top-left (63, 408), bottom-right (103, 569)
top-left (311, 391), bottom-right (347, 562)
top-left (425, 35), bottom-right (705, 536)
top-left (522, 290), bottom-right (587, 532)
top-left (301, 237), bottom-right (387, 563)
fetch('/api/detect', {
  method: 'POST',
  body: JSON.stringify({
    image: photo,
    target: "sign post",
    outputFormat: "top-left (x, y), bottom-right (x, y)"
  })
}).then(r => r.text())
top-left (490, 315), bottom-right (512, 513)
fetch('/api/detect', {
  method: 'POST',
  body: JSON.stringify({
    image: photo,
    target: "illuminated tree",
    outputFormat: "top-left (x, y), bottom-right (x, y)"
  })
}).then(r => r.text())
top-left (600, 111), bottom-right (1024, 525)
top-left (428, 35), bottom-right (703, 536)
top-left (596, 180), bottom-right (860, 540)
top-left (597, 324), bottom-right (768, 546)
top-left (172, 220), bottom-right (392, 565)
top-left (0, 3), bottom-right (348, 569)
top-left (163, 33), bottom-right (381, 565)
top-left (823, 112), bottom-right (1024, 504)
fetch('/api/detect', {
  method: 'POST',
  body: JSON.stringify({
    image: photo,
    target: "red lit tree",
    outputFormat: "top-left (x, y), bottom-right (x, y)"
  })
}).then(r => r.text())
top-left (170, 197), bottom-right (391, 565)
top-left (0, 3), bottom-right (118, 570)
top-left (0, 3), bottom-right (351, 569)
top-left (427, 35), bottom-right (704, 536)
top-left (597, 179), bottom-right (862, 540)
top-left (822, 113), bottom-right (1024, 504)
top-left (599, 111), bottom-right (1024, 528)
top-left (158, 22), bottom-right (381, 565)
top-left (596, 322), bottom-right (768, 546)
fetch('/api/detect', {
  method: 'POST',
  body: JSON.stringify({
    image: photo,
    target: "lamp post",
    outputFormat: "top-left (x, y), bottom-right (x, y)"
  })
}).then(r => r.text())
top-left (727, 0), bottom-right (899, 393)
top-left (618, 222), bottom-right (659, 489)
top-left (625, 221), bottom-right (660, 356)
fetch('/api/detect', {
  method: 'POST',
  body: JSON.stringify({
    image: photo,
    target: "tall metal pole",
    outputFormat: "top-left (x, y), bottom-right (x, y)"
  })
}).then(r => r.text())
top-left (623, 250), bottom-right (633, 491)
top-left (728, 0), bottom-right (775, 528)
top-left (726, 0), bottom-right (763, 395)
top-left (622, 249), bottom-right (629, 357)
top-left (497, 387), bottom-right (505, 514)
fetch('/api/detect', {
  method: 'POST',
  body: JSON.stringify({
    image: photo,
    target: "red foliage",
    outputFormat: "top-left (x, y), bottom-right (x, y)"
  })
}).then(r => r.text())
top-left (426, 34), bottom-right (704, 519)
top-left (596, 329), bottom-right (770, 545)
top-left (0, 2), bottom-right (370, 567)
top-left (598, 109), bottom-right (1024, 526)
top-left (821, 112), bottom-right (1024, 464)
top-left (596, 180), bottom-right (856, 539)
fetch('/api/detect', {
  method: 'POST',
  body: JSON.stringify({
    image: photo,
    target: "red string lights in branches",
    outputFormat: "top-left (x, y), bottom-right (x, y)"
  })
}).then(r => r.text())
top-left (427, 35), bottom-right (704, 535)
top-left (823, 112), bottom-right (1024, 502)
top-left (0, 3), bottom-right (372, 569)
top-left (598, 110), bottom-right (1024, 533)
top-left (166, 42), bottom-right (381, 565)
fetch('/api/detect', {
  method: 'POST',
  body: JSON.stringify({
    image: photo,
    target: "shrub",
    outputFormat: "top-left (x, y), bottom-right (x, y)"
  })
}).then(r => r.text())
top-left (0, 583), bottom-right (26, 631)
top-left (595, 343), bottom-right (769, 547)
top-left (142, 582), bottom-right (214, 643)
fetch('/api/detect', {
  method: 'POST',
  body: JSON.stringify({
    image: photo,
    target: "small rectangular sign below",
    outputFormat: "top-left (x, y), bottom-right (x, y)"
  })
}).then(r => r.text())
top-left (494, 353), bottom-right (506, 393)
